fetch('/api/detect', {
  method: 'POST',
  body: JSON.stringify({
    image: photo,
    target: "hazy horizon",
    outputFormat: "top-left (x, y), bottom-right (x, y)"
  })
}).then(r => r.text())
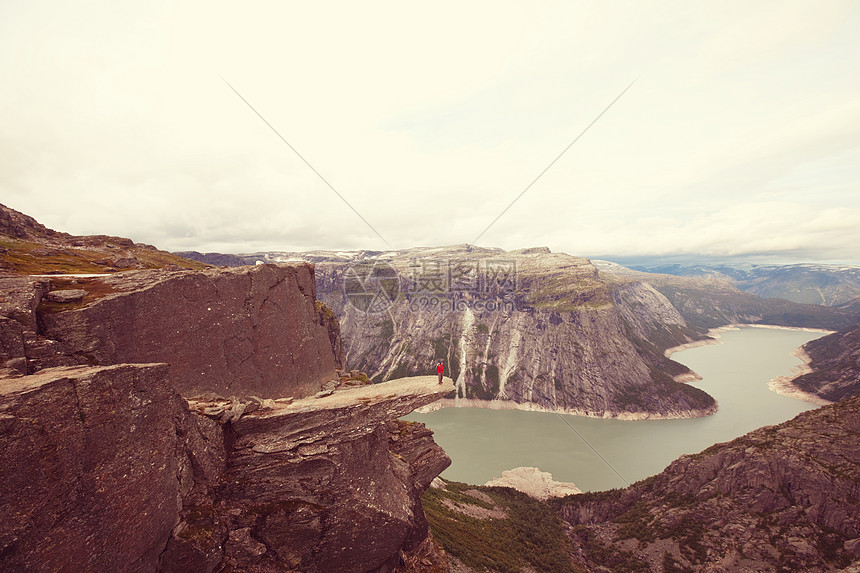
top-left (2, 1), bottom-right (859, 263)
top-left (172, 241), bottom-right (860, 268)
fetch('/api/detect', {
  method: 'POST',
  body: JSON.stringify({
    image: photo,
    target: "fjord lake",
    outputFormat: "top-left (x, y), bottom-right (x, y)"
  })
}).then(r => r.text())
top-left (404, 326), bottom-right (826, 492)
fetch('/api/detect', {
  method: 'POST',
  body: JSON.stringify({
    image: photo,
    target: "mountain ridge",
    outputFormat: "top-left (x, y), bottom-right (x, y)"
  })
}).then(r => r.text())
top-left (0, 203), bottom-right (208, 275)
top-left (624, 261), bottom-right (860, 307)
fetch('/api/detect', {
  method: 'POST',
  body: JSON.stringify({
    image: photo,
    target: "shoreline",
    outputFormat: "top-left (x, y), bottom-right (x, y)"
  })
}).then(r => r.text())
top-left (665, 323), bottom-right (834, 406)
top-left (664, 323), bottom-right (834, 358)
top-left (416, 396), bottom-right (718, 421)
top-left (767, 346), bottom-right (834, 407)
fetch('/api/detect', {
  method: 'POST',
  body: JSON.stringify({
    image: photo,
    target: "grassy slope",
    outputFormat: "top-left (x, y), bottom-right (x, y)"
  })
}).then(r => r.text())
top-left (0, 236), bottom-right (209, 275)
top-left (423, 480), bottom-right (586, 573)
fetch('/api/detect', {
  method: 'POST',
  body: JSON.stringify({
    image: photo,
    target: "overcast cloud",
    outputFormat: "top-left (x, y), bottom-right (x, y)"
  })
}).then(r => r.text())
top-left (2, 1), bottom-right (859, 262)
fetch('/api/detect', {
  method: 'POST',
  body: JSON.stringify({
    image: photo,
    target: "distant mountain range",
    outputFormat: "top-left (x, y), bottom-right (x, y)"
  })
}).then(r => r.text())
top-left (619, 261), bottom-right (860, 307)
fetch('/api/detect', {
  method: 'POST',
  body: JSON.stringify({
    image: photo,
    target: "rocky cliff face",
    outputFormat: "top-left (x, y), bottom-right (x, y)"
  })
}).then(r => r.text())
top-left (0, 365), bottom-right (451, 573)
top-left (0, 364), bottom-right (203, 572)
top-left (2, 264), bottom-right (341, 399)
top-left (556, 395), bottom-right (860, 572)
top-left (162, 377), bottom-right (451, 573)
top-left (793, 321), bottom-right (860, 401)
top-left (232, 246), bottom-right (713, 418)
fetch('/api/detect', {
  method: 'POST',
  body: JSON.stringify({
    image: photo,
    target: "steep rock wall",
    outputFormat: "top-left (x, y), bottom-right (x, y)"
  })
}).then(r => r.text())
top-left (308, 248), bottom-right (713, 418)
top-left (0, 275), bottom-right (49, 376)
top-left (35, 264), bottom-right (340, 399)
top-left (168, 380), bottom-right (451, 573)
top-left (0, 364), bottom-right (209, 572)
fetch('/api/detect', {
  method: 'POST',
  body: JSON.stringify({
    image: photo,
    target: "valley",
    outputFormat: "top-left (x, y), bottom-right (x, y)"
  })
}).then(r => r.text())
top-left (2, 203), bottom-right (858, 572)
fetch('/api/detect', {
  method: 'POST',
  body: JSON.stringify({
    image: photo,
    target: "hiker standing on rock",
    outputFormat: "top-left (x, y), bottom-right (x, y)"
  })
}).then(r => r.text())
top-left (437, 361), bottom-right (444, 384)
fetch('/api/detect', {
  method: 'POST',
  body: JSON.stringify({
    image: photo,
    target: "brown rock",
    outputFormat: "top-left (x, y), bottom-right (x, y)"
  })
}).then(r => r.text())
top-left (794, 321), bottom-right (860, 401)
top-left (160, 378), bottom-right (451, 573)
top-left (0, 202), bottom-right (67, 241)
top-left (39, 264), bottom-right (342, 399)
top-left (0, 316), bottom-right (26, 374)
top-left (0, 364), bottom-right (184, 573)
top-left (0, 275), bottom-right (49, 332)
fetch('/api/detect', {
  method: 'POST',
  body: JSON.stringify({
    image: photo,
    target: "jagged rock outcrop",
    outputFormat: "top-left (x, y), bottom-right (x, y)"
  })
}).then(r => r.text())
top-left (793, 321), bottom-right (860, 401)
top-left (0, 275), bottom-right (50, 375)
top-left (0, 363), bottom-right (216, 573)
top-left (18, 264), bottom-right (342, 399)
top-left (162, 378), bottom-right (451, 573)
top-left (556, 395), bottom-right (860, 572)
top-left (0, 202), bottom-right (68, 241)
top-left (164, 376), bottom-right (451, 573)
top-left (0, 365), bottom-right (452, 572)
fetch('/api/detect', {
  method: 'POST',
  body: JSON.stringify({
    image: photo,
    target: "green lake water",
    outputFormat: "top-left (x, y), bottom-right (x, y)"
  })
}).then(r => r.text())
top-left (403, 326), bottom-right (824, 492)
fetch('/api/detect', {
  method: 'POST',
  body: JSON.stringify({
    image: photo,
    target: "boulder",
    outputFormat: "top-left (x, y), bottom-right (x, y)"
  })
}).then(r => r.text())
top-left (46, 289), bottom-right (88, 303)
top-left (484, 466), bottom-right (582, 500)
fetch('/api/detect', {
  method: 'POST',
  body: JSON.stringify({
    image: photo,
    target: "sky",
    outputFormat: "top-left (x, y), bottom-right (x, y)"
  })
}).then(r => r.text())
top-left (2, 0), bottom-right (859, 263)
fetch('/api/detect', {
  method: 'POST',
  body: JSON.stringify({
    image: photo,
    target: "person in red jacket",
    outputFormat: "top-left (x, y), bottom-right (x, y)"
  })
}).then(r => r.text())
top-left (436, 361), bottom-right (444, 384)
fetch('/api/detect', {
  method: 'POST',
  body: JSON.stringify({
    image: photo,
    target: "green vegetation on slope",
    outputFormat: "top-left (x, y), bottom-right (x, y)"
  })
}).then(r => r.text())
top-left (423, 480), bottom-right (584, 573)
top-left (0, 237), bottom-right (209, 275)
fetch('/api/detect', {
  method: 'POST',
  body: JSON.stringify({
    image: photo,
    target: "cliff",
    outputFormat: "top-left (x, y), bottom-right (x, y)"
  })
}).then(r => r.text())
top-left (0, 364), bottom-right (452, 572)
top-left (0, 364), bottom-right (191, 572)
top-left (166, 375), bottom-right (452, 573)
top-left (40, 264), bottom-right (342, 398)
top-left (210, 246), bottom-right (715, 419)
top-left (1, 264), bottom-right (341, 398)
top-left (793, 321), bottom-right (860, 401)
